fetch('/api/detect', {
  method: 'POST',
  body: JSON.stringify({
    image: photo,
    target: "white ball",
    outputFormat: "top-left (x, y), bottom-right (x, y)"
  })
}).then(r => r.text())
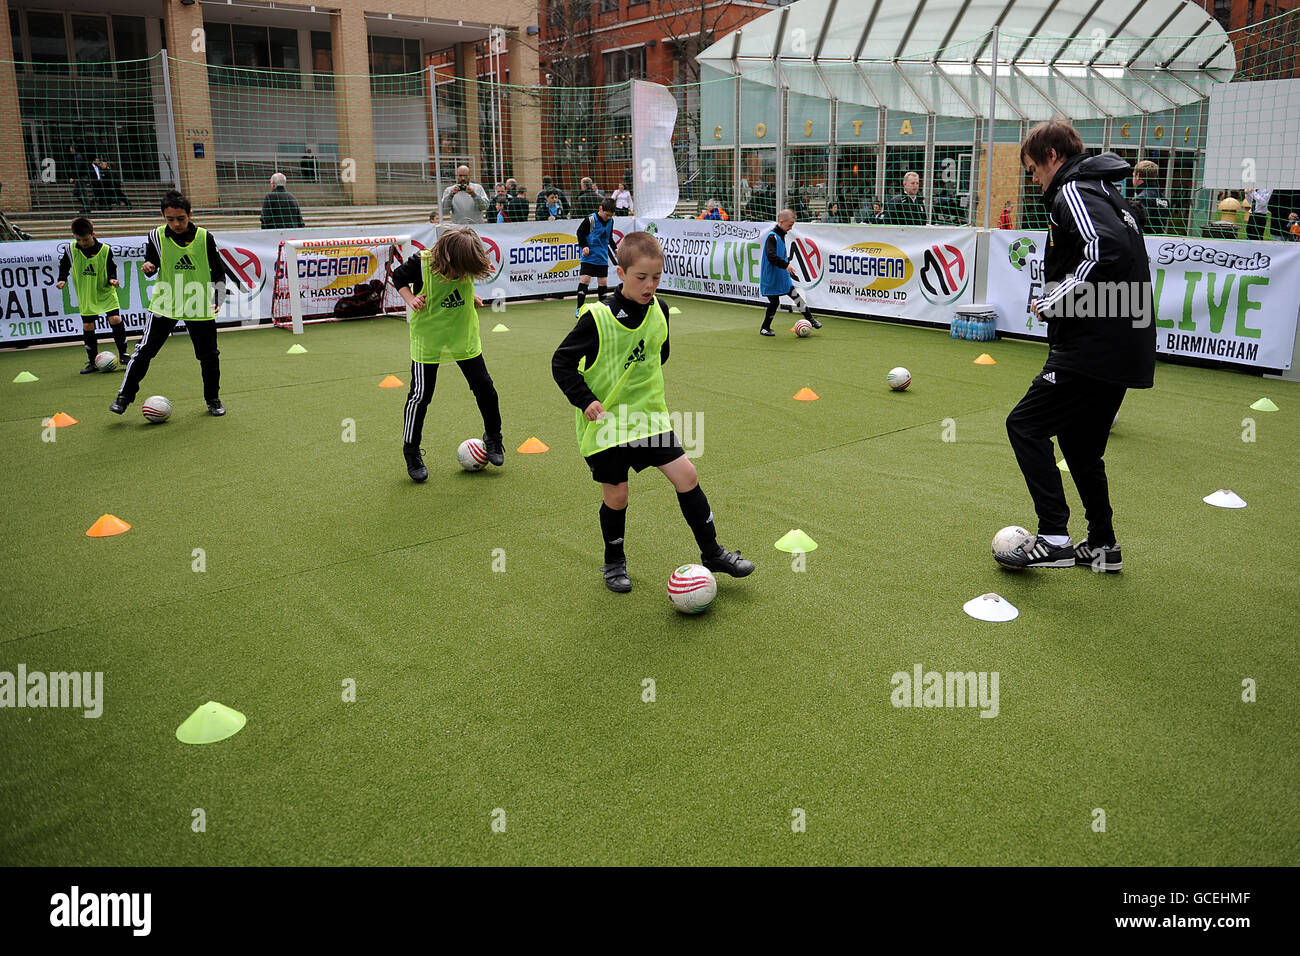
top-left (93, 351), bottom-right (117, 372)
top-left (141, 395), bottom-right (171, 423)
top-left (457, 438), bottom-right (488, 471)
top-left (667, 564), bottom-right (717, 615)
top-left (887, 366), bottom-right (911, 390)
top-left (793, 318), bottom-right (813, 337)
top-left (992, 525), bottom-right (1031, 558)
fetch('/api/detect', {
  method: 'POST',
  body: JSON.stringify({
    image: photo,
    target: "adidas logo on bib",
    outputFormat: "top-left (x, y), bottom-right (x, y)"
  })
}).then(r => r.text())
top-left (440, 289), bottom-right (465, 309)
top-left (623, 339), bottom-right (646, 369)
top-left (175, 254), bottom-right (197, 271)
top-left (80, 263), bottom-right (96, 276)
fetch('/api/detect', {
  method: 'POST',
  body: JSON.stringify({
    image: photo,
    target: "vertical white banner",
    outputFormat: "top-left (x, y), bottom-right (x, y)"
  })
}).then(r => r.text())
top-left (630, 80), bottom-right (680, 219)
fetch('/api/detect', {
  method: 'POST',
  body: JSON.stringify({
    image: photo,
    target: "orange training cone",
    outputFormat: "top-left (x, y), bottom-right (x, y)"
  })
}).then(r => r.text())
top-left (378, 375), bottom-right (404, 388)
top-left (86, 514), bottom-right (130, 537)
top-left (973, 353), bottom-right (996, 365)
top-left (517, 436), bottom-right (550, 454)
top-left (47, 412), bottom-right (78, 427)
top-left (793, 387), bottom-right (819, 401)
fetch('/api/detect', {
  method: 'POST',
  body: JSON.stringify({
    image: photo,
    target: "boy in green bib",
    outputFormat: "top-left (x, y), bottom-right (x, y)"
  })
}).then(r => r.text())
top-left (392, 227), bottom-right (503, 481)
top-left (552, 231), bottom-right (755, 593)
top-left (56, 218), bottom-right (129, 373)
top-left (111, 191), bottom-right (231, 417)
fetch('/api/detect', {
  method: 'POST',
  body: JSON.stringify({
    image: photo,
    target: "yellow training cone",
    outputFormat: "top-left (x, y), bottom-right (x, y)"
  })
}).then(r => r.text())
top-left (517, 436), bottom-right (550, 454)
top-left (86, 514), bottom-right (130, 537)
top-left (378, 375), bottom-right (404, 388)
top-left (793, 387), bottom-right (819, 401)
top-left (176, 701), bottom-right (247, 744)
top-left (973, 353), bottom-right (996, 365)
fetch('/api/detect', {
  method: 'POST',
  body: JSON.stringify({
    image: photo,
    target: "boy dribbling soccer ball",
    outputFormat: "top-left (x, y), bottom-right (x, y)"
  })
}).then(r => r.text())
top-left (57, 218), bottom-right (129, 373)
top-left (551, 231), bottom-right (754, 593)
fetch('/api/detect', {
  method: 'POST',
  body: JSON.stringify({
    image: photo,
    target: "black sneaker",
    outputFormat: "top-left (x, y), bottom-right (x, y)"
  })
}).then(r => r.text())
top-left (1075, 540), bottom-right (1123, 573)
top-left (207, 400), bottom-right (226, 417)
top-left (483, 433), bottom-right (505, 467)
top-left (601, 562), bottom-right (632, 593)
top-left (702, 546), bottom-right (755, 577)
top-left (995, 535), bottom-right (1075, 569)
top-left (807, 317), bottom-right (823, 329)
top-left (80, 362), bottom-right (97, 374)
top-left (759, 328), bottom-right (775, 337)
top-left (403, 445), bottom-right (428, 483)
top-left (109, 395), bottom-right (128, 415)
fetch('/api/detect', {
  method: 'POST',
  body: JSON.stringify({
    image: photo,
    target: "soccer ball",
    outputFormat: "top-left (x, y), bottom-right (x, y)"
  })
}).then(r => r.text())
top-left (1008, 237), bottom-right (1037, 271)
top-left (141, 395), bottom-right (172, 423)
top-left (457, 438), bottom-right (488, 471)
top-left (886, 366), bottom-right (911, 390)
top-left (793, 318), bottom-right (813, 337)
top-left (93, 351), bottom-right (117, 372)
top-left (667, 564), bottom-right (717, 614)
top-left (992, 526), bottom-right (1032, 560)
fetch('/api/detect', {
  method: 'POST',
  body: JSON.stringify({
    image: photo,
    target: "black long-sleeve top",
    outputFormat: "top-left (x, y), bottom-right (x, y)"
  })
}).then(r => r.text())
top-left (144, 223), bottom-right (229, 286)
top-left (764, 225), bottom-right (789, 269)
top-left (57, 240), bottom-right (117, 283)
top-left (552, 288), bottom-right (671, 411)
top-left (391, 252), bottom-right (425, 293)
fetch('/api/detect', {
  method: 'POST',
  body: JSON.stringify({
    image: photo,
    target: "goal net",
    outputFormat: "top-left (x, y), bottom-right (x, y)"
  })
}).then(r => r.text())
top-left (271, 235), bottom-right (413, 334)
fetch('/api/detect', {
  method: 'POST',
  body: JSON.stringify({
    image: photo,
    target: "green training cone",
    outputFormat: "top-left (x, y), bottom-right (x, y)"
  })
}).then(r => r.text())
top-left (286, 343), bottom-right (308, 354)
top-left (775, 529), bottom-right (818, 553)
top-left (669, 306), bottom-right (682, 315)
top-left (12, 371), bottom-right (38, 383)
top-left (1250, 397), bottom-right (1278, 412)
top-left (176, 700), bottom-right (247, 745)
top-left (492, 323), bottom-right (509, 332)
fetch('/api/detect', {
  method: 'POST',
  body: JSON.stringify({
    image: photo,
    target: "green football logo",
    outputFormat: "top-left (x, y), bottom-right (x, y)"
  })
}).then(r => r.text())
top-left (1008, 236), bottom-right (1036, 271)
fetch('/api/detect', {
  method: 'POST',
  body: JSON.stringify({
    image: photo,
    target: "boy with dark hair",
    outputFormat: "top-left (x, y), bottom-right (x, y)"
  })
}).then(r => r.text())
top-left (551, 231), bottom-right (754, 593)
top-left (57, 217), bottom-right (129, 373)
top-left (574, 198), bottom-right (618, 316)
top-left (997, 120), bottom-right (1156, 572)
top-left (111, 191), bottom-right (231, 417)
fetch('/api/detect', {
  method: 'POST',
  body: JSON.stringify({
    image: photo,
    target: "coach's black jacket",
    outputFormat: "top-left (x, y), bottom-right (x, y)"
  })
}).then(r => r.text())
top-left (1036, 151), bottom-right (1156, 389)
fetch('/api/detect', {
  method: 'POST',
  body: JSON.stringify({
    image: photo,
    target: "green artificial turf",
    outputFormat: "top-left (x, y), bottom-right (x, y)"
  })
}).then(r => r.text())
top-left (1, 297), bottom-right (1296, 866)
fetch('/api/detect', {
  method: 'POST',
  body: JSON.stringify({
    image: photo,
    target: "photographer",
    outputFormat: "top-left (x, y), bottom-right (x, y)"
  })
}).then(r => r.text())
top-left (436, 165), bottom-right (489, 225)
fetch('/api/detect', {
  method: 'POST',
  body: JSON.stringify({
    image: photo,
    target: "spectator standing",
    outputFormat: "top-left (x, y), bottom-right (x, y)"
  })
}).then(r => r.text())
top-left (1245, 187), bottom-right (1273, 241)
top-left (439, 165), bottom-right (489, 225)
top-left (998, 201), bottom-right (1014, 230)
top-left (1130, 160), bottom-right (1171, 235)
top-left (536, 177), bottom-right (570, 219)
top-left (572, 177), bottom-right (602, 219)
top-left (697, 199), bottom-right (729, 221)
top-left (886, 172), bottom-right (927, 226)
top-left (260, 172), bottom-right (306, 230)
top-left (611, 183), bottom-right (633, 215)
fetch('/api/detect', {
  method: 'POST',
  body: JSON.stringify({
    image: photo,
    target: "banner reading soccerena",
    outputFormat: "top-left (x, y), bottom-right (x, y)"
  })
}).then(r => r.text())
top-left (641, 218), bottom-right (974, 325)
top-left (986, 229), bottom-right (1300, 370)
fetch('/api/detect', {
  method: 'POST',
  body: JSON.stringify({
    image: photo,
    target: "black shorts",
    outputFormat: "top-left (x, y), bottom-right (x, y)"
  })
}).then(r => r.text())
top-left (579, 263), bottom-right (609, 278)
top-left (80, 311), bottom-right (121, 322)
top-left (584, 431), bottom-right (685, 484)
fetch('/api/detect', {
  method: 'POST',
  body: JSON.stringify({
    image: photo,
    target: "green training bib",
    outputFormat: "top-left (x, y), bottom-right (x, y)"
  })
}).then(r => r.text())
top-left (408, 254), bottom-right (481, 364)
top-left (574, 298), bottom-right (671, 457)
top-left (148, 226), bottom-right (216, 320)
top-left (70, 244), bottom-right (121, 316)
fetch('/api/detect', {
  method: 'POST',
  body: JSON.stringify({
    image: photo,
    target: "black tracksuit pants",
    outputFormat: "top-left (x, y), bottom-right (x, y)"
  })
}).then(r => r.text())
top-left (1005, 367), bottom-right (1126, 545)
top-left (403, 354), bottom-right (501, 448)
top-left (119, 314), bottom-right (220, 404)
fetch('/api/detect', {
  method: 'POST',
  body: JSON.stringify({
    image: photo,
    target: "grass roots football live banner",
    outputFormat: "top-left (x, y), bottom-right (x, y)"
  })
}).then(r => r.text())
top-left (987, 230), bottom-right (1300, 370)
top-left (640, 219), bottom-right (976, 325)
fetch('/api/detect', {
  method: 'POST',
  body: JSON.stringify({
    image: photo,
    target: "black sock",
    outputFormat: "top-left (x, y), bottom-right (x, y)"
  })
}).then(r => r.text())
top-left (82, 329), bottom-right (97, 361)
top-left (762, 299), bottom-right (778, 331)
top-left (677, 485), bottom-right (719, 556)
top-left (110, 322), bottom-right (128, 355)
top-left (576, 284), bottom-right (588, 310)
top-left (597, 286), bottom-right (607, 301)
top-left (599, 503), bottom-right (626, 564)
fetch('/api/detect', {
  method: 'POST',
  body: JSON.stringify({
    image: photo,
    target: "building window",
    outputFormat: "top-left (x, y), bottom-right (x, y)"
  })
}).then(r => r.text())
top-left (232, 24), bottom-right (271, 70)
top-left (269, 27), bottom-right (298, 70)
top-left (311, 30), bottom-right (333, 91)
top-left (600, 0), bottom-right (619, 12)
top-left (26, 11), bottom-right (69, 72)
top-left (71, 14), bottom-right (111, 76)
top-left (1213, 0), bottom-right (1231, 28)
top-left (112, 16), bottom-right (148, 63)
top-left (369, 35), bottom-right (421, 94)
top-left (10, 10), bottom-right (23, 66)
top-left (603, 46), bottom-right (646, 84)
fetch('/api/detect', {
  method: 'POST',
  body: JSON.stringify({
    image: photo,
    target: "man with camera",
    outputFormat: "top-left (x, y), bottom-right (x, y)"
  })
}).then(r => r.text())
top-left (436, 165), bottom-right (489, 225)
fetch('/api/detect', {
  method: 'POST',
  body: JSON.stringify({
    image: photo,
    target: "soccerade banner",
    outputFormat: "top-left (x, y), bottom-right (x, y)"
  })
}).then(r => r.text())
top-left (639, 218), bottom-right (975, 325)
top-left (986, 230), bottom-right (1300, 370)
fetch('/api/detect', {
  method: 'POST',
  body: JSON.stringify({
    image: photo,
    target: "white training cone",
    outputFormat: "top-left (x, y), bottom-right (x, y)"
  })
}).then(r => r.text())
top-left (1203, 489), bottom-right (1247, 509)
top-left (963, 592), bottom-right (1019, 623)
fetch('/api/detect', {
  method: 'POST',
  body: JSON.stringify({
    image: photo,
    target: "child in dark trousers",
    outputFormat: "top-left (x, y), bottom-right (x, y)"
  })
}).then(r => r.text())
top-left (57, 217), bottom-right (129, 373)
top-left (551, 231), bottom-right (754, 593)
top-left (392, 227), bottom-right (503, 482)
top-left (758, 208), bottom-right (821, 336)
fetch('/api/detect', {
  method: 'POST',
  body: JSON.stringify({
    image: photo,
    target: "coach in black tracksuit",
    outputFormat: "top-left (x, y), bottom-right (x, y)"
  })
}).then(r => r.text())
top-left (1000, 122), bottom-right (1156, 572)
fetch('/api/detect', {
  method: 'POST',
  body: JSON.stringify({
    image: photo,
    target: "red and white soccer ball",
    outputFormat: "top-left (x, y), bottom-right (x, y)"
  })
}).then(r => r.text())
top-left (93, 351), bottom-right (118, 372)
top-left (793, 318), bottom-right (813, 337)
top-left (886, 366), bottom-right (911, 391)
top-left (667, 564), bottom-right (717, 614)
top-left (457, 438), bottom-right (488, 471)
top-left (141, 395), bottom-right (172, 423)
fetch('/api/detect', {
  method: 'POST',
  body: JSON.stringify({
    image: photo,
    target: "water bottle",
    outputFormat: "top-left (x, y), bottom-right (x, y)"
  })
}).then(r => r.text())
top-left (950, 314), bottom-right (960, 338)
top-left (959, 313), bottom-right (970, 340)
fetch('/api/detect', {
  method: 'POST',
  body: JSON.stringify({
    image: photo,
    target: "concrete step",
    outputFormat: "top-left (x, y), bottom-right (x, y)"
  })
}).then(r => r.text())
top-left (9, 205), bottom-right (438, 240)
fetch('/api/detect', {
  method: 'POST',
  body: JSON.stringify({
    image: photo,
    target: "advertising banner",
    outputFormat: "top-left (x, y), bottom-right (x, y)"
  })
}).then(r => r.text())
top-left (986, 230), bottom-right (1300, 369)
